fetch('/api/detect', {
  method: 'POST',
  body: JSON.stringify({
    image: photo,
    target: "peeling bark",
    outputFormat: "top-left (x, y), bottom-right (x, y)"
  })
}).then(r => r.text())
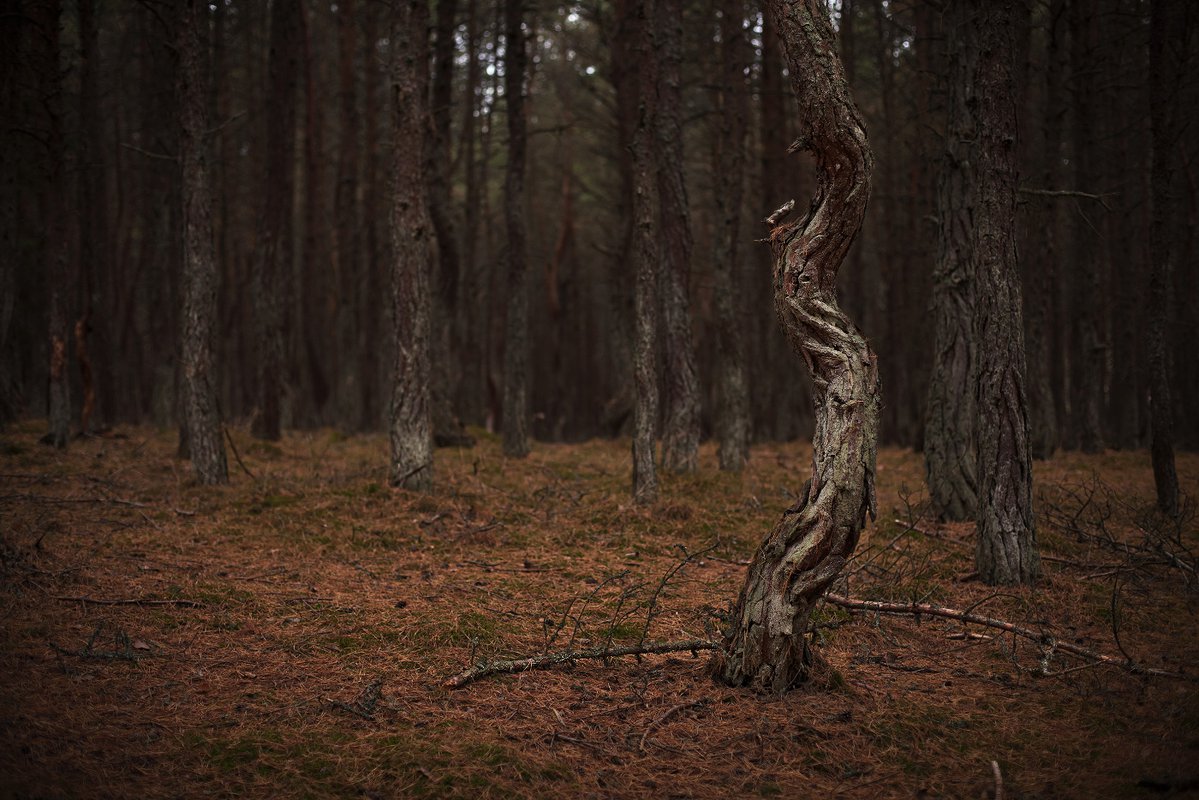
top-left (712, 0), bottom-right (878, 693)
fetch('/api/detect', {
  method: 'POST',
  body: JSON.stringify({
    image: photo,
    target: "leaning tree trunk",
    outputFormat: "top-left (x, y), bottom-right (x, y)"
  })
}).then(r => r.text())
top-left (971, 0), bottom-right (1040, 585)
top-left (712, 0), bottom-right (879, 693)
top-left (1147, 0), bottom-right (1180, 517)
top-left (388, 0), bottom-right (434, 491)
top-left (501, 0), bottom-right (531, 458)
top-left (924, 0), bottom-right (978, 522)
top-left (178, 0), bottom-right (228, 485)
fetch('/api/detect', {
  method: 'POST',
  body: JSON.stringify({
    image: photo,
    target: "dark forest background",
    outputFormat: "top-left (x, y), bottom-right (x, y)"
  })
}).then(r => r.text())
top-left (2, 0), bottom-right (1196, 452)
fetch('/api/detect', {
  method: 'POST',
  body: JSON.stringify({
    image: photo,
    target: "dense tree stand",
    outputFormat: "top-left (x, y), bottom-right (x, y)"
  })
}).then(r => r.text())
top-left (711, 0), bottom-right (879, 693)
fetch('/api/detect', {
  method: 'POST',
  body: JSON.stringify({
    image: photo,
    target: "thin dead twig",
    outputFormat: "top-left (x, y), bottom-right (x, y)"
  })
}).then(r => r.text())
top-left (444, 639), bottom-right (717, 689)
top-left (54, 595), bottom-right (203, 607)
top-left (223, 427), bottom-right (258, 481)
top-left (639, 700), bottom-right (707, 751)
top-left (825, 593), bottom-right (1191, 680)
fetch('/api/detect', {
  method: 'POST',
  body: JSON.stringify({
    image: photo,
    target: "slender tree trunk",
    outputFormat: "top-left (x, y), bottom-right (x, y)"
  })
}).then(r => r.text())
top-left (389, 0), bottom-right (434, 491)
top-left (178, 0), bottom-right (228, 485)
top-left (36, 0), bottom-right (70, 448)
top-left (971, 0), bottom-right (1039, 586)
top-left (631, 0), bottom-right (660, 504)
top-left (711, 0), bottom-right (750, 471)
top-left (253, 0), bottom-right (299, 441)
top-left (712, 0), bottom-right (878, 693)
top-left (1069, 0), bottom-right (1105, 454)
top-left (457, 0), bottom-right (485, 428)
top-left (334, 0), bottom-right (363, 431)
top-left (76, 0), bottom-right (103, 435)
top-left (1026, 0), bottom-right (1065, 460)
top-left (924, 0), bottom-right (978, 522)
top-left (1148, 0), bottom-right (1180, 516)
top-left (428, 0), bottom-right (469, 444)
top-left (502, 0), bottom-right (531, 457)
top-left (656, 0), bottom-right (700, 473)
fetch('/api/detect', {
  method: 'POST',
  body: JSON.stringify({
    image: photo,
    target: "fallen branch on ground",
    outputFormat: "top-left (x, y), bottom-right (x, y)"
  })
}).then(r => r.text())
top-left (54, 595), bottom-right (203, 607)
top-left (444, 639), bottom-right (717, 689)
top-left (824, 593), bottom-right (1191, 680)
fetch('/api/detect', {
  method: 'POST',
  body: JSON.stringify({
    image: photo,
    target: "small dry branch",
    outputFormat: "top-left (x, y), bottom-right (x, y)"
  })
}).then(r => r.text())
top-left (54, 595), bottom-right (203, 608)
top-left (444, 639), bottom-right (717, 689)
top-left (824, 593), bottom-right (1189, 680)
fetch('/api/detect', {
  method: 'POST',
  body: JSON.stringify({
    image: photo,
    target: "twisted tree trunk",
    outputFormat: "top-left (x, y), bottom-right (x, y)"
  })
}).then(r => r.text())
top-left (712, 0), bottom-right (878, 693)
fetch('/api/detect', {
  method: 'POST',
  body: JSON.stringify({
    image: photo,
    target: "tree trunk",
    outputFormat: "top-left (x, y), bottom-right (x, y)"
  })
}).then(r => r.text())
top-left (656, 0), bottom-right (700, 473)
top-left (389, 0), bottom-right (434, 491)
top-left (712, 0), bottom-right (878, 693)
top-left (502, 0), bottom-right (531, 458)
top-left (631, 0), bottom-right (660, 504)
top-left (1148, 0), bottom-right (1180, 517)
top-left (334, 0), bottom-right (363, 432)
top-left (253, 0), bottom-right (299, 441)
top-left (428, 0), bottom-right (468, 444)
top-left (178, 0), bottom-right (228, 485)
top-left (457, 0), bottom-right (486, 429)
top-left (36, 0), bottom-right (70, 448)
top-left (710, 0), bottom-right (750, 471)
top-left (1068, 0), bottom-right (1105, 454)
top-left (76, 0), bottom-right (103, 435)
top-left (971, 0), bottom-right (1040, 586)
top-left (924, 0), bottom-right (978, 522)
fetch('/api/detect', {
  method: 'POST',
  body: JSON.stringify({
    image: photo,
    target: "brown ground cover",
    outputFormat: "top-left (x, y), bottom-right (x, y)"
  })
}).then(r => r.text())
top-left (1, 420), bottom-right (1197, 798)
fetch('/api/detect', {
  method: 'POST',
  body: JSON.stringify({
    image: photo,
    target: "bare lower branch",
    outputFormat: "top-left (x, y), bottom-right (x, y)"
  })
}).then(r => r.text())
top-left (824, 594), bottom-right (1191, 680)
top-left (444, 639), bottom-right (717, 689)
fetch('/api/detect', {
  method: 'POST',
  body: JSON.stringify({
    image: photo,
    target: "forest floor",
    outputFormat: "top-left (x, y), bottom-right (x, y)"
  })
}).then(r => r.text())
top-left (1, 420), bottom-right (1197, 799)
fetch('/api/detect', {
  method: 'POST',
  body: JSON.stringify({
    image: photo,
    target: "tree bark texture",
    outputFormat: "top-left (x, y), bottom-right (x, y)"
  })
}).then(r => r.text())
top-left (178, 0), bottom-right (228, 485)
top-left (924, 0), bottom-right (978, 522)
top-left (502, 0), bottom-right (531, 458)
top-left (970, 0), bottom-right (1039, 586)
top-left (711, 0), bottom-right (751, 472)
top-left (712, 0), bottom-right (879, 693)
top-left (389, 0), bottom-right (434, 491)
top-left (655, 0), bottom-right (700, 474)
top-left (630, 0), bottom-right (660, 505)
top-left (253, 0), bottom-right (300, 441)
top-left (1148, 0), bottom-right (1180, 517)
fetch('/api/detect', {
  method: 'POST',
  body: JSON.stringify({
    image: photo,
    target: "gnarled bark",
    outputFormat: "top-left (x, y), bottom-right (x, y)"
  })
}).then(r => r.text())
top-left (388, 0), bottom-right (434, 491)
top-left (712, 0), bottom-right (878, 693)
